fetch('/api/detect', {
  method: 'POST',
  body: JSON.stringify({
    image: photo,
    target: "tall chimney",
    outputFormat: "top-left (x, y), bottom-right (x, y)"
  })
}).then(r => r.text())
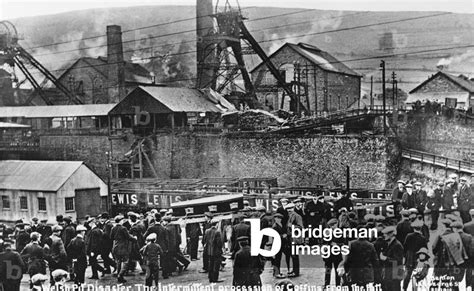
top-left (196, 0), bottom-right (218, 89)
top-left (107, 25), bottom-right (125, 103)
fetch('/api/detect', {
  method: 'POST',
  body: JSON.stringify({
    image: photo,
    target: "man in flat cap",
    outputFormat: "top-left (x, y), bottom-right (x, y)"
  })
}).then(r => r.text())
top-left (286, 202), bottom-right (303, 277)
top-left (231, 213), bottom-right (250, 259)
top-left (452, 220), bottom-right (474, 288)
top-left (305, 195), bottom-right (331, 245)
top-left (338, 224), bottom-right (378, 288)
top-left (203, 219), bottom-right (223, 283)
top-left (396, 210), bottom-right (413, 246)
top-left (98, 212), bottom-right (116, 274)
top-left (61, 216), bottom-right (76, 280)
top-left (232, 236), bottom-right (264, 287)
top-left (144, 213), bottom-right (170, 279)
top-left (427, 182), bottom-right (444, 230)
top-left (200, 212), bottom-right (213, 273)
top-left (128, 212), bottom-right (145, 275)
top-left (463, 209), bottom-right (474, 237)
top-left (443, 179), bottom-right (456, 214)
top-left (0, 239), bottom-right (25, 291)
top-left (31, 217), bottom-right (39, 232)
top-left (111, 216), bottom-right (136, 283)
top-left (37, 219), bottom-right (52, 247)
top-left (66, 225), bottom-right (88, 286)
top-left (14, 222), bottom-right (30, 253)
top-left (458, 176), bottom-right (473, 223)
top-left (85, 218), bottom-right (105, 279)
top-left (271, 213), bottom-right (287, 278)
top-left (402, 184), bottom-right (417, 210)
top-left (277, 198), bottom-right (289, 227)
top-left (402, 220), bottom-right (427, 291)
top-left (392, 180), bottom-right (406, 218)
top-left (45, 225), bottom-right (67, 285)
top-left (413, 182), bottom-right (427, 217)
top-left (380, 226), bottom-right (404, 291)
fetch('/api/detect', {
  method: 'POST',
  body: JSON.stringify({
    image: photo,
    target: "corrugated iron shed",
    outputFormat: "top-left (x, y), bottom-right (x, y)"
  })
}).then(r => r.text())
top-left (0, 104), bottom-right (115, 118)
top-left (109, 86), bottom-right (233, 115)
top-left (0, 160), bottom-right (84, 191)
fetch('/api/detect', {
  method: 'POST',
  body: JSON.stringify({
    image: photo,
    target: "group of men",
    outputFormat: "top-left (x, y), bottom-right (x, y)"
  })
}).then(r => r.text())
top-left (392, 174), bottom-right (473, 225)
top-left (1, 174), bottom-right (473, 290)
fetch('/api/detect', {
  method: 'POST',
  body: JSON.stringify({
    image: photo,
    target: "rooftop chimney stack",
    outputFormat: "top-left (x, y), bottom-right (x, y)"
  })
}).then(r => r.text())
top-left (107, 25), bottom-right (125, 103)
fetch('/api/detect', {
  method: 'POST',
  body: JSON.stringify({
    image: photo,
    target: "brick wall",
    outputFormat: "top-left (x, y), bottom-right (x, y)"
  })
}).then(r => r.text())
top-left (252, 45), bottom-right (360, 113)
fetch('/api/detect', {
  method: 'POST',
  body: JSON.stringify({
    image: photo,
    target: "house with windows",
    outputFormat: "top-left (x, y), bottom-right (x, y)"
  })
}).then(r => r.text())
top-left (0, 160), bottom-right (108, 223)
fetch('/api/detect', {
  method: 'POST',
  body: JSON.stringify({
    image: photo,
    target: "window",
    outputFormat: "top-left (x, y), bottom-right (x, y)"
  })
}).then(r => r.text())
top-left (65, 197), bottom-right (75, 212)
top-left (38, 197), bottom-right (46, 211)
top-left (2, 196), bottom-right (10, 209)
top-left (20, 197), bottom-right (28, 210)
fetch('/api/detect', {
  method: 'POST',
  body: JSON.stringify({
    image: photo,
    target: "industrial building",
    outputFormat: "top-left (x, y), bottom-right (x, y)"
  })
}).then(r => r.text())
top-left (407, 71), bottom-right (474, 110)
top-left (0, 160), bottom-right (108, 222)
top-left (251, 42), bottom-right (362, 114)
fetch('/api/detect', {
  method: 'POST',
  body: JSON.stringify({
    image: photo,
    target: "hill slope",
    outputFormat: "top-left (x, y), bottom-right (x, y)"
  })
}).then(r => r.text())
top-left (8, 5), bottom-right (474, 93)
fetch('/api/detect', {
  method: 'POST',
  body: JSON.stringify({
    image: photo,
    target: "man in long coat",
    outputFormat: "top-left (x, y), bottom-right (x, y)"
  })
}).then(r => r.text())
top-left (111, 217), bottom-right (136, 283)
top-left (203, 219), bottom-right (223, 283)
top-left (232, 236), bottom-right (264, 287)
top-left (144, 213), bottom-right (170, 279)
top-left (0, 240), bottom-right (25, 291)
top-left (380, 226), bottom-right (404, 291)
top-left (67, 225), bottom-right (88, 286)
top-left (85, 219), bottom-right (105, 279)
top-left (402, 220), bottom-right (427, 291)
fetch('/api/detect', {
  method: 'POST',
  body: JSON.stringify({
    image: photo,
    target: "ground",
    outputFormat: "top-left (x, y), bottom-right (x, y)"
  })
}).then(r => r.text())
top-left (20, 255), bottom-right (328, 291)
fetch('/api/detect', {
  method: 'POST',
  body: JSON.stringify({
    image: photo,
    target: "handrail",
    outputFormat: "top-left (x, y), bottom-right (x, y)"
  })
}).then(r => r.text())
top-left (402, 148), bottom-right (473, 174)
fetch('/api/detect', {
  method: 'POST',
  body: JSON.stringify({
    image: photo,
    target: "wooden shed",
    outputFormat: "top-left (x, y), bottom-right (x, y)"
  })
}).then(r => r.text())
top-left (0, 160), bottom-right (108, 223)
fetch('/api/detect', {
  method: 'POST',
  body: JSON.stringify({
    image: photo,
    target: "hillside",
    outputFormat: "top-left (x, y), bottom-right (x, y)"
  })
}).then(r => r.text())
top-left (8, 5), bottom-right (474, 93)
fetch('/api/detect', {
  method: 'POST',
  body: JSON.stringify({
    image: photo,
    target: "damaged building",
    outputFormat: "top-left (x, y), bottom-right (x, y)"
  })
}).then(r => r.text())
top-left (251, 42), bottom-right (361, 114)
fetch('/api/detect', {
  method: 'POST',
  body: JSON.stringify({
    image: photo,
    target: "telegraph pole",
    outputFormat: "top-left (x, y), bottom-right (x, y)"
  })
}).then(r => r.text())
top-left (392, 71), bottom-right (397, 107)
top-left (380, 60), bottom-right (386, 135)
top-left (370, 76), bottom-right (373, 109)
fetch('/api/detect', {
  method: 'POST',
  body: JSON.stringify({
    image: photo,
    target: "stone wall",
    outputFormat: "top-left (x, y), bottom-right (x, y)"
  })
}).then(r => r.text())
top-left (110, 133), bottom-right (399, 189)
top-left (399, 114), bottom-right (474, 161)
top-left (32, 132), bottom-right (400, 189)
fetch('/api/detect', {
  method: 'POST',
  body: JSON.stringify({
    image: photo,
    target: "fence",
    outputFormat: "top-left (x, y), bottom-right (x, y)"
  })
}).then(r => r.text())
top-left (402, 148), bottom-right (473, 175)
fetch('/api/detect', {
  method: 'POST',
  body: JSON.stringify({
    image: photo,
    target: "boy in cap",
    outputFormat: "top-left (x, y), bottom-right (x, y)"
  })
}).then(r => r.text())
top-left (66, 225), bottom-right (88, 286)
top-left (140, 233), bottom-right (163, 287)
top-left (411, 247), bottom-right (430, 290)
top-left (51, 269), bottom-right (68, 288)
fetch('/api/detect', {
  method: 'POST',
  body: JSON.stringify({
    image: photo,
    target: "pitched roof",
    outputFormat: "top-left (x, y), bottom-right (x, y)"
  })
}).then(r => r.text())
top-left (251, 42), bottom-right (361, 77)
top-left (58, 57), bottom-right (153, 84)
top-left (0, 104), bottom-right (115, 118)
top-left (0, 160), bottom-right (84, 191)
top-left (410, 71), bottom-right (474, 94)
top-left (131, 86), bottom-right (232, 113)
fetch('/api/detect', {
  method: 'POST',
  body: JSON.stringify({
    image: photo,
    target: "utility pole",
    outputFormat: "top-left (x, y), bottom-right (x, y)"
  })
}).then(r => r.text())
top-left (380, 60), bottom-right (387, 135)
top-left (370, 76), bottom-right (373, 109)
top-left (392, 71), bottom-right (397, 107)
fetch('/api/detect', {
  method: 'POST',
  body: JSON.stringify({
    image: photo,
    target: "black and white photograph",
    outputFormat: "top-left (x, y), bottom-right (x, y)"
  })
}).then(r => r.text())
top-left (0, 0), bottom-right (473, 290)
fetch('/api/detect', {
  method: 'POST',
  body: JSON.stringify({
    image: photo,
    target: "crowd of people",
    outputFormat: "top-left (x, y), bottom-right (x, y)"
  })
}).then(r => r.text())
top-left (0, 174), bottom-right (472, 291)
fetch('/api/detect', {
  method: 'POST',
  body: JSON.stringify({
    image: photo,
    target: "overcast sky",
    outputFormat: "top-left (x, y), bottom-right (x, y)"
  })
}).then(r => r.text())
top-left (0, 0), bottom-right (472, 20)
